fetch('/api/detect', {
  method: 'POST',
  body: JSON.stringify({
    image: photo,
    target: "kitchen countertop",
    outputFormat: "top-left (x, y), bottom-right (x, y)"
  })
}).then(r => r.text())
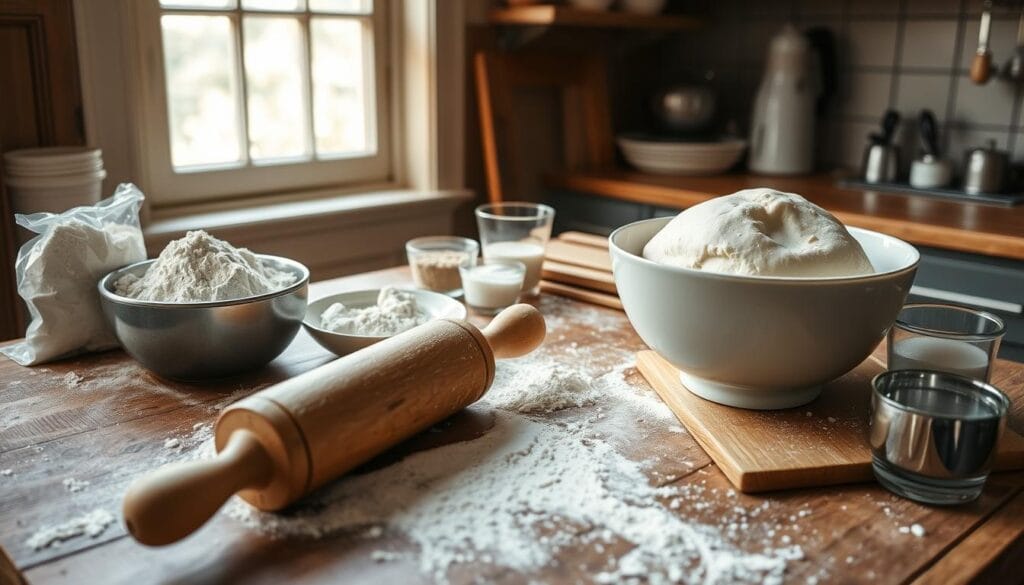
top-left (2, 267), bottom-right (1024, 584)
top-left (546, 169), bottom-right (1024, 262)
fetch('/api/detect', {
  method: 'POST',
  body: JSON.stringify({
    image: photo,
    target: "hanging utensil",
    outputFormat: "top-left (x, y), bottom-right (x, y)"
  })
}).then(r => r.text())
top-left (1002, 7), bottom-right (1024, 81)
top-left (972, 0), bottom-right (994, 84)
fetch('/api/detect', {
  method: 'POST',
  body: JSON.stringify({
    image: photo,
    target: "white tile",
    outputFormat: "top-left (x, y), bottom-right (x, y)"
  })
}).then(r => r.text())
top-left (843, 20), bottom-right (898, 68)
top-left (905, 0), bottom-right (961, 16)
top-left (958, 16), bottom-right (1019, 72)
top-left (838, 71), bottom-right (893, 118)
top-left (833, 119), bottom-right (879, 172)
top-left (953, 74), bottom-right (1017, 126)
top-left (901, 20), bottom-right (960, 70)
top-left (895, 73), bottom-right (953, 121)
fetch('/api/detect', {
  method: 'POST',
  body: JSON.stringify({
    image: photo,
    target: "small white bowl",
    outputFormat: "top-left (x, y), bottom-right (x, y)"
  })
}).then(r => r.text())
top-left (610, 217), bottom-right (920, 410)
top-left (303, 288), bottom-right (468, 356)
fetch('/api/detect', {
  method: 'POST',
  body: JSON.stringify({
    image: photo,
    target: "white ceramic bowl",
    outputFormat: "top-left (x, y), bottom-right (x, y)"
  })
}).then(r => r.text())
top-left (617, 136), bottom-right (747, 176)
top-left (303, 288), bottom-right (468, 356)
top-left (610, 217), bottom-right (919, 409)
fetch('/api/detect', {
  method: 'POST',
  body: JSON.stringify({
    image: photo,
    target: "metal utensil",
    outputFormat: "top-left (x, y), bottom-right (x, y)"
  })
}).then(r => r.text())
top-left (98, 255), bottom-right (309, 380)
top-left (972, 0), bottom-right (994, 84)
top-left (1003, 8), bottom-right (1024, 81)
top-left (870, 369), bottom-right (1009, 505)
top-left (651, 83), bottom-right (718, 134)
top-left (862, 109), bottom-right (901, 183)
top-left (963, 139), bottom-right (1009, 194)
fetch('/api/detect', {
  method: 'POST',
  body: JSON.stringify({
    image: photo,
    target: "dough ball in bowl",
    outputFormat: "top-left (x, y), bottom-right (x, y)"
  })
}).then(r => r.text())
top-left (610, 192), bottom-right (919, 410)
top-left (643, 189), bottom-right (873, 277)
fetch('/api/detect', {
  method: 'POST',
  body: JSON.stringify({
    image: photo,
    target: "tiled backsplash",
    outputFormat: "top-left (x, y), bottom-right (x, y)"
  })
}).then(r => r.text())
top-left (668, 0), bottom-right (1024, 172)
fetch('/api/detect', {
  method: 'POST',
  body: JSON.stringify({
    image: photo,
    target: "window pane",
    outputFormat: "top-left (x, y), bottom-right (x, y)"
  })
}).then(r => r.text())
top-left (161, 15), bottom-right (244, 168)
top-left (311, 17), bottom-right (372, 156)
top-left (309, 0), bottom-right (371, 14)
top-left (159, 0), bottom-right (237, 9)
top-left (243, 17), bottom-right (311, 162)
top-left (241, 0), bottom-right (304, 11)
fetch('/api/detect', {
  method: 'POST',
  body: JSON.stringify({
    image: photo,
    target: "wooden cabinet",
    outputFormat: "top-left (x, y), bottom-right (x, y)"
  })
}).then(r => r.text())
top-left (0, 0), bottom-right (85, 339)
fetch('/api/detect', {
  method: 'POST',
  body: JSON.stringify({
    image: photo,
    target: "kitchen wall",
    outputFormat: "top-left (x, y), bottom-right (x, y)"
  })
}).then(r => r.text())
top-left (665, 0), bottom-right (1024, 172)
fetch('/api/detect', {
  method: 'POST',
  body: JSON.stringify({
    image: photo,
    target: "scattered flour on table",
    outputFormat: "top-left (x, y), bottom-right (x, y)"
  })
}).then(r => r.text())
top-left (1, 469), bottom-right (12, 477)
top-left (163, 437), bottom-right (181, 450)
top-left (225, 413), bottom-right (796, 584)
top-left (62, 478), bottom-right (90, 493)
top-left (114, 230), bottom-right (296, 303)
top-left (62, 372), bottom-right (84, 388)
top-left (25, 509), bottom-right (115, 550)
top-left (320, 287), bottom-right (426, 337)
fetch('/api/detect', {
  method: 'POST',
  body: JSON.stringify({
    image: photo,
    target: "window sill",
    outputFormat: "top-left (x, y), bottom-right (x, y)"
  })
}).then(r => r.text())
top-left (144, 187), bottom-right (473, 246)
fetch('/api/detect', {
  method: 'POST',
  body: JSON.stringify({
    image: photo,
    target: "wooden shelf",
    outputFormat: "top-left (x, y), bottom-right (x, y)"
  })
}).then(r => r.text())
top-left (488, 5), bottom-right (702, 30)
top-left (545, 168), bottom-right (1024, 261)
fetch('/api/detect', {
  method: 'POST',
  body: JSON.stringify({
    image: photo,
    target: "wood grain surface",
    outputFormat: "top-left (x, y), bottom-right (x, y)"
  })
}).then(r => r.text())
top-left (546, 169), bottom-right (1024, 261)
top-left (2, 267), bottom-right (1024, 584)
top-left (637, 350), bottom-right (1024, 493)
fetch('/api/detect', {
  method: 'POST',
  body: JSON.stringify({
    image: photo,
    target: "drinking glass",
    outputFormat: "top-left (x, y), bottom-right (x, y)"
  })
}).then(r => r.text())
top-left (474, 202), bottom-right (554, 296)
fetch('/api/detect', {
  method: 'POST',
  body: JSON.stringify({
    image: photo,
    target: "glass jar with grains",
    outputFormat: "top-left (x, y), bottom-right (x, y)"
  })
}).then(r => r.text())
top-left (405, 236), bottom-right (479, 297)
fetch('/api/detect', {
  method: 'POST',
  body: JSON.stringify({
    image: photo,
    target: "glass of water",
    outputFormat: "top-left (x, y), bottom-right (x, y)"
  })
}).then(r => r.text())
top-left (887, 303), bottom-right (1005, 382)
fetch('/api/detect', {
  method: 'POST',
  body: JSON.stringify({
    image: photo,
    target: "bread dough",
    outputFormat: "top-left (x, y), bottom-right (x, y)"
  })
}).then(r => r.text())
top-left (642, 188), bottom-right (873, 277)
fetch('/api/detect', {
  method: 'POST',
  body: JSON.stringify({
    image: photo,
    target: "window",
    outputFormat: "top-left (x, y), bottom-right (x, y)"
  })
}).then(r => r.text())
top-left (134, 0), bottom-right (391, 205)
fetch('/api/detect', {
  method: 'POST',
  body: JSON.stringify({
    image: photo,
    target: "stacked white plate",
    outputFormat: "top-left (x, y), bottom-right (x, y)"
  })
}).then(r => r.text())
top-left (617, 135), bottom-right (747, 176)
top-left (4, 147), bottom-right (106, 215)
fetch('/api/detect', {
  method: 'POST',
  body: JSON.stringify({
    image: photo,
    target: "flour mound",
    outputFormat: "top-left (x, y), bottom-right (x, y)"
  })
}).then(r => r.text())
top-left (114, 230), bottom-right (297, 302)
top-left (643, 189), bottom-right (873, 277)
top-left (486, 361), bottom-right (599, 413)
top-left (320, 287), bottom-right (426, 336)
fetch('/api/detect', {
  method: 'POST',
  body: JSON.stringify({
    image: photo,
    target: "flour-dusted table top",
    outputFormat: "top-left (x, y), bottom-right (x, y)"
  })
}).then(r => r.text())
top-left (2, 267), bottom-right (1023, 584)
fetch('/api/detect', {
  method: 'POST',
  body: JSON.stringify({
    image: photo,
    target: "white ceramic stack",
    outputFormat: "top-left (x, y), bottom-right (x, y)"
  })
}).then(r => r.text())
top-left (4, 147), bottom-right (106, 216)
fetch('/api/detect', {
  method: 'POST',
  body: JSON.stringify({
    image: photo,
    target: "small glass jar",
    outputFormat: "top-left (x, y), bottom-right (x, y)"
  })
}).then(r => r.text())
top-left (887, 303), bottom-right (1005, 382)
top-left (406, 236), bottom-right (479, 297)
top-left (459, 259), bottom-right (526, 315)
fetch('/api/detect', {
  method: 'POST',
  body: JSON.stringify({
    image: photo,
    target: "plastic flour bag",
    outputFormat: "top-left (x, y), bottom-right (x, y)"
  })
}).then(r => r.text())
top-left (1, 184), bottom-right (146, 366)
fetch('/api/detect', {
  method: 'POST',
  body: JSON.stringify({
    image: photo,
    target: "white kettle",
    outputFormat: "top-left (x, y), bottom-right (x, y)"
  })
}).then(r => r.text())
top-left (748, 25), bottom-right (818, 175)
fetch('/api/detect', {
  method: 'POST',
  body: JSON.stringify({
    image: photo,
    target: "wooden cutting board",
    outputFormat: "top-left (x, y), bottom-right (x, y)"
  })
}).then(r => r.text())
top-left (542, 233), bottom-right (617, 300)
top-left (636, 350), bottom-right (1024, 493)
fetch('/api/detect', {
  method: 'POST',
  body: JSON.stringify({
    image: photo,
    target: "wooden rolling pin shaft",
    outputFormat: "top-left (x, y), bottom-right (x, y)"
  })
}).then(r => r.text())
top-left (123, 304), bottom-right (546, 546)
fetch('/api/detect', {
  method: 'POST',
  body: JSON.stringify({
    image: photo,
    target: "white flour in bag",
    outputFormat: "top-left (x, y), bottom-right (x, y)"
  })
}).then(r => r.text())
top-left (114, 230), bottom-right (296, 303)
top-left (2, 184), bottom-right (146, 365)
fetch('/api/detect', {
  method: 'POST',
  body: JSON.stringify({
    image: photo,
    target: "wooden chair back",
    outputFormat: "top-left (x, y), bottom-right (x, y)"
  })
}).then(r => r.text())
top-left (474, 51), bottom-right (613, 204)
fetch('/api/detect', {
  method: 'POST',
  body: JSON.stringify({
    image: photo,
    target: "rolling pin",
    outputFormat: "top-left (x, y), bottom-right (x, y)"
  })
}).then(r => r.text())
top-left (123, 304), bottom-right (546, 546)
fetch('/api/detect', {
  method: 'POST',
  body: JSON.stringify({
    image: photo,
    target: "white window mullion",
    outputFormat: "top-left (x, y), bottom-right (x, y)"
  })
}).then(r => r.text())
top-left (301, 12), bottom-right (316, 159)
top-left (232, 9), bottom-right (252, 167)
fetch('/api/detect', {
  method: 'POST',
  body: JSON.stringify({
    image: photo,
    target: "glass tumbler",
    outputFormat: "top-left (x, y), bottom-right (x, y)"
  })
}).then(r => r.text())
top-left (475, 202), bottom-right (555, 296)
top-left (887, 303), bottom-right (1005, 382)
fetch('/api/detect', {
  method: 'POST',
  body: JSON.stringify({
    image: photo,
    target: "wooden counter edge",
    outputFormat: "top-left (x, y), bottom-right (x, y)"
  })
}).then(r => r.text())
top-left (911, 488), bottom-right (1024, 585)
top-left (545, 172), bottom-right (1024, 262)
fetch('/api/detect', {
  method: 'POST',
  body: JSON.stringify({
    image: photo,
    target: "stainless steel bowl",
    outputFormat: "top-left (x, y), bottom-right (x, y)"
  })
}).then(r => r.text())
top-left (98, 255), bottom-right (309, 380)
top-left (651, 84), bottom-right (718, 134)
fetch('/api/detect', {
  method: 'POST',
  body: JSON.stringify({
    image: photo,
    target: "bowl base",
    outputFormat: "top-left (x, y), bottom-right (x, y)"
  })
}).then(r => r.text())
top-left (679, 371), bottom-right (821, 410)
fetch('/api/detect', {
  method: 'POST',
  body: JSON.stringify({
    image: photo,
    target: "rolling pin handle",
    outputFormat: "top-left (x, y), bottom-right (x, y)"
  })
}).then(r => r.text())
top-left (123, 429), bottom-right (274, 546)
top-left (481, 304), bottom-right (546, 359)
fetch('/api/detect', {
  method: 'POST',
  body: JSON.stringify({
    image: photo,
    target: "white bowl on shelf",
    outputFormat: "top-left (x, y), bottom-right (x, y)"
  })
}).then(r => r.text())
top-left (617, 135), bottom-right (747, 176)
top-left (609, 217), bottom-right (919, 410)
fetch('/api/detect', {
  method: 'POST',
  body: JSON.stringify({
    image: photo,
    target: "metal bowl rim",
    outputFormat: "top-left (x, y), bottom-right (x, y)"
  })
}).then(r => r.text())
top-left (98, 254), bottom-right (310, 309)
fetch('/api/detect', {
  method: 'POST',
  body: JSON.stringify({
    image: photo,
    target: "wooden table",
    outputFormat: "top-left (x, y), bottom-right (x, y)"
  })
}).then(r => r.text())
top-left (2, 267), bottom-right (1024, 585)
top-left (546, 169), bottom-right (1024, 262)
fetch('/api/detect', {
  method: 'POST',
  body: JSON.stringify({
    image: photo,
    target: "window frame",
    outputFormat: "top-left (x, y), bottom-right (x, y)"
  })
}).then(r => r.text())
top-left (131, 0), bottom-right (393, 206)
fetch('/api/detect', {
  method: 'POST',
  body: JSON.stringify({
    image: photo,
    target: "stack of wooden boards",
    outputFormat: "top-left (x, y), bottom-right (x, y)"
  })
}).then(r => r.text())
top-left (540, 231), bottom-right (621, 310)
